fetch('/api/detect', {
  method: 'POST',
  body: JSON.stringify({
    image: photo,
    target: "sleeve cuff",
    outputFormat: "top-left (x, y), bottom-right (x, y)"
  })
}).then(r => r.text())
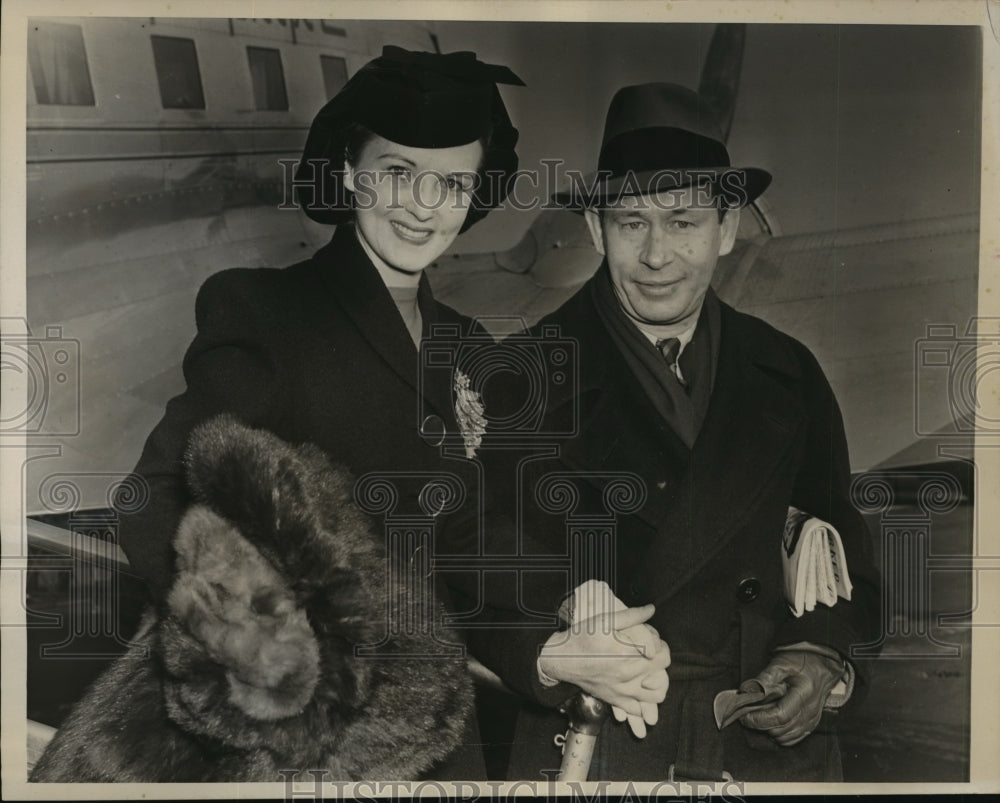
top-left (537, 656), bottom-right (560, 687)
top-left (772, 640), bottom-right (855, 709)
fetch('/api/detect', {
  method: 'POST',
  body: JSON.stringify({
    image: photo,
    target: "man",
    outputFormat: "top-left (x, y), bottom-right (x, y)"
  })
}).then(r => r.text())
top-left (469, 83), bottom-right (880, 782)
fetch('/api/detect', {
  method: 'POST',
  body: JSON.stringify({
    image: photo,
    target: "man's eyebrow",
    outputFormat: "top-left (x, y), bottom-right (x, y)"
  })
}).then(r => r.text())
top-left (606, 206), bottom-right (648, 217)
top-left (654, 205), bottom-right (710, 215)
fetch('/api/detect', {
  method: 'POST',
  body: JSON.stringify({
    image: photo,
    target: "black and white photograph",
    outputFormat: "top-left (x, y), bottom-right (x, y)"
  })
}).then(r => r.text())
top-left (1, 0), bottom-right (998, 797)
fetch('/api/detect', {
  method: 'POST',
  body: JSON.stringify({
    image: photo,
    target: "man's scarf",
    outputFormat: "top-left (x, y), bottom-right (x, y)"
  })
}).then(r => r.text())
top-left (591, 264), bottom-right (719, 448)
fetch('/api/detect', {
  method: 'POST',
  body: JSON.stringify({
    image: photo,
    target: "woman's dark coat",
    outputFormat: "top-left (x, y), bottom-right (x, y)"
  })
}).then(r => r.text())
top-left (117, 223), bottom-right (486, 779)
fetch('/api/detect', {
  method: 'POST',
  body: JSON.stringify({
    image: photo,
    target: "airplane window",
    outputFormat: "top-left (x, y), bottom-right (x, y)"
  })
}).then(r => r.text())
top-left (151, 35), bottom-right (205, 110)
top-left (247, 46), bottom-right (289, 111)
top-left (27, 21), bottom-right (95, 105)
top-left (320, 55), bottom-right (349, 100)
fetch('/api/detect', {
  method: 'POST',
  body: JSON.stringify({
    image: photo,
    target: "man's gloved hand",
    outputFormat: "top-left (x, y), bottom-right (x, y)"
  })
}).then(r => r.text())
top-left (739, 649), bottom-right (845, 746)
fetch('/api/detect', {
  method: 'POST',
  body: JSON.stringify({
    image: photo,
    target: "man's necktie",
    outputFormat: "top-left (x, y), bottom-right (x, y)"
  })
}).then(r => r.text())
top-left (656, 337), bottom-right (687, 388)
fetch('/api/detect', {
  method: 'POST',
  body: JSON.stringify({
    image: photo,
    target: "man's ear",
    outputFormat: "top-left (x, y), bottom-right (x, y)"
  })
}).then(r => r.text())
top-left (343, 160), bottom-right (356, 193)
top-left (717, 207), bottom-right (741, 257)
top-left (583, 209), bottom-right (606, 256)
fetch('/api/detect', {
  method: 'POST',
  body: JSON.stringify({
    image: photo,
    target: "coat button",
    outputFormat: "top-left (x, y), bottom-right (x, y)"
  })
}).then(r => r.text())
top-left (737, 577), bottom-right (761, 603)
top-left (419, 415), bottom-right (446, 447)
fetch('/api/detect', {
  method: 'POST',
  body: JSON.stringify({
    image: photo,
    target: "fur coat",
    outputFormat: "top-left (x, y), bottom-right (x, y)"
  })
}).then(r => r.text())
top-left (31, 416), bottom-right (474, 782)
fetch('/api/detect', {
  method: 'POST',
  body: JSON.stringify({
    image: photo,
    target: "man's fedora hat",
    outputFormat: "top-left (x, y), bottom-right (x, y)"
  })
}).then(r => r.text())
top-left (554, 82), bottom-right (771, 210)
top-left (296, 46), bottom-right (524, 232)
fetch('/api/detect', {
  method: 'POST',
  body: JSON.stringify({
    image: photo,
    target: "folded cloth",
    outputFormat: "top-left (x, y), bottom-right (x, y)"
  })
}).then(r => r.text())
top-left (712, 678), bottom-right (788, 730)
top-left (782, 506), bottom-right (853, 618)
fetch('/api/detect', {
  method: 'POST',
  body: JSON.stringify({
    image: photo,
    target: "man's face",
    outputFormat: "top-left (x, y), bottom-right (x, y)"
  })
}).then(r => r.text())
top-left (585, 186), bottom-right (740, 330)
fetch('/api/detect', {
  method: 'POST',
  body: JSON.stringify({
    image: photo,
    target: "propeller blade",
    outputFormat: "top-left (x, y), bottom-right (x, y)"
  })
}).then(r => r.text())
top-left (698, 23), bottom-right (746, 142)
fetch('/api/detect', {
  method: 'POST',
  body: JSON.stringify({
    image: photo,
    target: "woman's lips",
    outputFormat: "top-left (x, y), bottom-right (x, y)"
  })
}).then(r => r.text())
top-left (390, 220), bottom-right (434, 243)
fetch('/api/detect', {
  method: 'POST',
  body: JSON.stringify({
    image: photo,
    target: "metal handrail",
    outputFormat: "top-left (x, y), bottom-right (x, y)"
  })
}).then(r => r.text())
top-left (26, 517), bottom-right (131, 570)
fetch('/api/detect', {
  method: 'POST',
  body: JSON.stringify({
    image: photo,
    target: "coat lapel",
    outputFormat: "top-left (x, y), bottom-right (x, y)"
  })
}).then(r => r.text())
top-left (540, 285), bottom-right (630, 472)
top-left (545, 286), bottom-right (807, 604)
top-left (418, 288), bottom-right (475, 425)
top-left (314, 224), bottom-right (455, 420)
top-left (635, 304), bottom-right (807, 605)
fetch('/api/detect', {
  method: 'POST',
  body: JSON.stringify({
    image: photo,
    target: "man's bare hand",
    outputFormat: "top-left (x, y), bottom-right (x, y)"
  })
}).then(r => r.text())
top-left (539, 604), bottom-right (669, 737)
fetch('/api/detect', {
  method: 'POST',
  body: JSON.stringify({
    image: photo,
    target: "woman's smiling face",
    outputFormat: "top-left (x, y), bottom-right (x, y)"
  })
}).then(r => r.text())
top-left (343, 133), bottom-right (483, 280)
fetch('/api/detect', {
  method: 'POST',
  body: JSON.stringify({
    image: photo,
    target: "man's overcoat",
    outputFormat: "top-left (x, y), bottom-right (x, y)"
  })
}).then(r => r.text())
top-left (469, 269), bottom-right (881, 782)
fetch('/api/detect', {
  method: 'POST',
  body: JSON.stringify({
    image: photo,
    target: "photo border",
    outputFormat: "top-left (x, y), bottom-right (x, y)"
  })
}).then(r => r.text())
top-left (2, 0), bottom-right (998, 798)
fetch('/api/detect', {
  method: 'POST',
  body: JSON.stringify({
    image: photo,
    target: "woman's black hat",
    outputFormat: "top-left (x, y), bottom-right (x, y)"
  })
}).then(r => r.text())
top-left (296, 45), bottom-right (524, 232)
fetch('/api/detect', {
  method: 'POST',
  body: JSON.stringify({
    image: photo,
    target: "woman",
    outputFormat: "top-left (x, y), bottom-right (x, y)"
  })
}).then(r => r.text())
top-left (116, 45), bottom-right (524, 779)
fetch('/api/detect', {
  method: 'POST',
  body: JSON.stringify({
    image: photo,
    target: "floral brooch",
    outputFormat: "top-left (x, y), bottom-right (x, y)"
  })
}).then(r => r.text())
top-left (453, 370), bottom-right (486, 459)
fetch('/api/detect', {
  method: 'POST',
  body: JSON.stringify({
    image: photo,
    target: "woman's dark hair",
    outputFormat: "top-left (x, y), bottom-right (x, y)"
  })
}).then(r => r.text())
top-left (342, 121), bottom-right (490, 171)
top-left (343, 122), bottom-right (378, 168)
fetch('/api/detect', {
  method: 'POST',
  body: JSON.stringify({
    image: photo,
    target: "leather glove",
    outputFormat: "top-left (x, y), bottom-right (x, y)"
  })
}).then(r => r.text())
top-left (739, 649), bottom-right (845, 746)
